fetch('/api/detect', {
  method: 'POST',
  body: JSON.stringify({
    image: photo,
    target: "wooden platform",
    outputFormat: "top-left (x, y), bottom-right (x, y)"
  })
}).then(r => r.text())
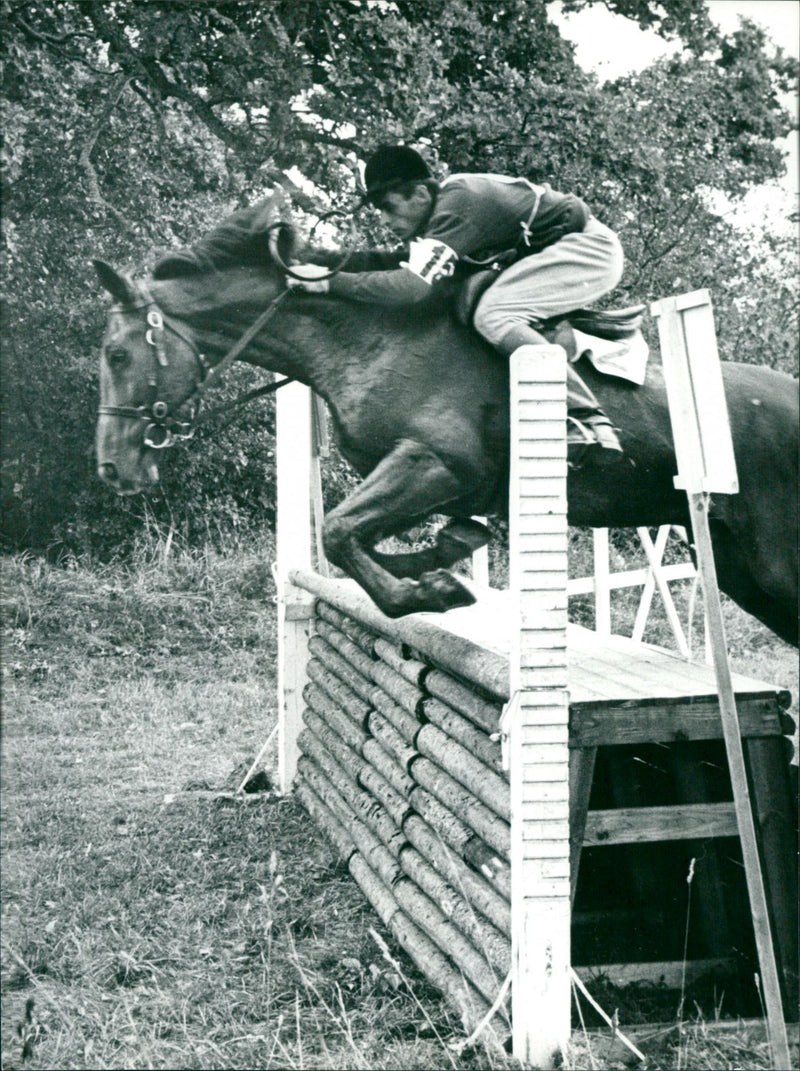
top-left (434, 583), bottom-right (797, 1006)
top-left (291, 572), bottom-right (798, 1014)
top-left (396, 581), bottom-right (792, 716)
top-left (291, 575), bottom-right (792, 724)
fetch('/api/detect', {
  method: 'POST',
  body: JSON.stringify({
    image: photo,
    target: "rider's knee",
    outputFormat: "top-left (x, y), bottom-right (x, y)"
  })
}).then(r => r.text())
top-left (472, 295), bottom-right (526, 347)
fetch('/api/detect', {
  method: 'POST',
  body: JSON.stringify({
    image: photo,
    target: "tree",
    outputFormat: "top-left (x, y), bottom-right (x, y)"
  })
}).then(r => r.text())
top-left (1, 0), bottom-right (796, 553)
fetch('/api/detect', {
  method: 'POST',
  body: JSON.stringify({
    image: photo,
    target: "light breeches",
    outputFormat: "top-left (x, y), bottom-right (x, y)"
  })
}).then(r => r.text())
top-left (473, 217), bottom-right (624, 347)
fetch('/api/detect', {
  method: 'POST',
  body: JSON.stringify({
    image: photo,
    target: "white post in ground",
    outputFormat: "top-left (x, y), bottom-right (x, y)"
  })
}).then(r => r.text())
top-left (276, 380), bottom-right (316, 794)
top-left (651, 290), bottom-right (790, 1070)
top-left (507, 346), bottom-right (571, 1067)
top-left (591, 527), bottom-right (611, 634)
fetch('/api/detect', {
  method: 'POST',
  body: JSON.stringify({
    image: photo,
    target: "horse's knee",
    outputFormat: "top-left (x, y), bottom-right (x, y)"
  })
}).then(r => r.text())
top-left (321, 513), bottom-right (348, 564)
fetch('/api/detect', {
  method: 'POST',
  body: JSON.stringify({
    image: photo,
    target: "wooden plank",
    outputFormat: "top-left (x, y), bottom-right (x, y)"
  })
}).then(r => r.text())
top-left (518, 438), bottom-right (568, 459)
top-left (572, 645), bottom-right (706, 695)
top-left (519, 764), bottom-right (571, 788)
top-left (517, 400), bottom-right (570, 421)
top-left (688, 486), bottom-right (789, 1064)
top-left (570, 647), bottom-right (707, 700)
top-left (651, 291), bottom-right (738, 494)
top-left (744, 738), bottom-right (799, 1011)
top-left (574, 958), bottom-right (735, 990)
top-left (583, 802), bottom-right (738, 844)
top-left (519, 815), bottom-right (571, 841)
top-left (568, 641), bottom-right (766, 704)
top-left (522, 780), bottom-right (570, 804)
top-left (631, 526), bottom-right (690, 655)
top-left (568, 561), bottom-right (696, 596)
top-left (276, 381), bottom-right (314, 793)
top-left (569, 747), bottom-right (597, 906)
top-left (592, 528), bottom-right (612, 634)
top-left (568, 697), bottom-right (786, 747)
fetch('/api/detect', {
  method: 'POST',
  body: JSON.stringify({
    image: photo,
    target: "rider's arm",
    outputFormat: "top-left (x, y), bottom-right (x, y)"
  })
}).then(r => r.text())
top-left (329, 236), bottom-right (460, 306)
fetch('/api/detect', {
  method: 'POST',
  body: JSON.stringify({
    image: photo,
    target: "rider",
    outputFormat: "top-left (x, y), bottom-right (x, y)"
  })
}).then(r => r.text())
top-left (287, 144), bottom-right (625, 462)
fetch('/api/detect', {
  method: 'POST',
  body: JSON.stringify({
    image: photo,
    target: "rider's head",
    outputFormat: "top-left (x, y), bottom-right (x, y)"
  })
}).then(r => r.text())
top-left (363, 145), bottom-right (437, 240)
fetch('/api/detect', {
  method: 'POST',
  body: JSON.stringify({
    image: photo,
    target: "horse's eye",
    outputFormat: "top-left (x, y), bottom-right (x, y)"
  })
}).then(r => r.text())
top-left (106, 348), bottom-right (129, 368)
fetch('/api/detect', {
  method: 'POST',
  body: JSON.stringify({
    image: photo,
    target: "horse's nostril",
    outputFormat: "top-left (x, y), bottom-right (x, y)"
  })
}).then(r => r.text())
top-left (99, 462), bottom-right (119, 483)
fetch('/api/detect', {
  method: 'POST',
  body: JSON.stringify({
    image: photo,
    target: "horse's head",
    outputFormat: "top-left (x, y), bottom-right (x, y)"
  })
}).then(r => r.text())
top-left (94, 194), bottom-right (306, 494)
top-left (94, 261), bottom-right (209, 494)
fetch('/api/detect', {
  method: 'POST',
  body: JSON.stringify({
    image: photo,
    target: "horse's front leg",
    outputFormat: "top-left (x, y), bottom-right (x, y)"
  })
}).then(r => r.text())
top-left (322, 439), bottom-right (477, 617)
top-left (370, 517), bottom-right (490, 580)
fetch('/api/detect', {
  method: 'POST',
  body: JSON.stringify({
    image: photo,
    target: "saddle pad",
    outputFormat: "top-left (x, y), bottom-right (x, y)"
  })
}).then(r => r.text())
top-left (571, 327), bottom-right (649, 385)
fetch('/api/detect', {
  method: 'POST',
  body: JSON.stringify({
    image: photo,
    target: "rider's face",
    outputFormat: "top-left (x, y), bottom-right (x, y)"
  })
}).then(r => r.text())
top-left (377, 186), bottom-right (433, 241)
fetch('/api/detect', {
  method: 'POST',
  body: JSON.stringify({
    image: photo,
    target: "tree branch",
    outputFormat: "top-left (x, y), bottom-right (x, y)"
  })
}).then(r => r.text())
top-left (78, 74), bottom-right (140, 236)
top-left (84, 5), bottom-right (255, 161)
top-left (8, 10), bottom-right (119, 76)
top-left (10, 12), bottom-right (95, 47)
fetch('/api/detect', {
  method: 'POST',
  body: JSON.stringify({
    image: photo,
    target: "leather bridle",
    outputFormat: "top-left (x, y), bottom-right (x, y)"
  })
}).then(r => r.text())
top-left (99, 290), bottom-right (215, 449)
top-left (97, 219), bottom-right (353, 450)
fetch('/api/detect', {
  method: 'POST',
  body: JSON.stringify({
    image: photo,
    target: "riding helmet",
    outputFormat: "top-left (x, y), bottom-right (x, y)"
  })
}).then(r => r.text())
top-left (363, 145), bottom-right (432, 204)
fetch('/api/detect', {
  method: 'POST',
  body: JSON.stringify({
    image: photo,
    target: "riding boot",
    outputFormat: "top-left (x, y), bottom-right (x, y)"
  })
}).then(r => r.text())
top-left (564, 364), bottom-right (624, 465)
top-left (496, 325), bottom-right (623, 466)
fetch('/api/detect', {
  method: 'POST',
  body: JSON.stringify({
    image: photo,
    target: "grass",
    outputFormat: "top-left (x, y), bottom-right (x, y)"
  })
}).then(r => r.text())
top-left (1, 531), bottom-right (797, 1069)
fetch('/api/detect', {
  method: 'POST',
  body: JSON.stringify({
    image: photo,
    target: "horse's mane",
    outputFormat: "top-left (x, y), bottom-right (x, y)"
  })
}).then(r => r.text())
top-left (153, 199), bottom-right (290, 280)
top-left (151, 196), bottom-right (407, 284)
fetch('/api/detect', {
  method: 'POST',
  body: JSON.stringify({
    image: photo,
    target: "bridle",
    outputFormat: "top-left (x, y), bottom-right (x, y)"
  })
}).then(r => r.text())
top-left (98, 285), bottom-right (295, 450)
top-left (98, 218), bottom-right (351, 451)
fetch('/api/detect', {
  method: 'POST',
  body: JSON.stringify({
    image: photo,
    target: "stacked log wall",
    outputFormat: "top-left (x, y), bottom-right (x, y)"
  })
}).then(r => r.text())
top-left (294, 598), bottom-right (512, 1038)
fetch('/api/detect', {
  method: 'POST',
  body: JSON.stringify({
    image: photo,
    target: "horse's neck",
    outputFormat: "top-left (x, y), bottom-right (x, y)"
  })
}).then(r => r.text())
top-left (152, 270), bottom-right (381, 402)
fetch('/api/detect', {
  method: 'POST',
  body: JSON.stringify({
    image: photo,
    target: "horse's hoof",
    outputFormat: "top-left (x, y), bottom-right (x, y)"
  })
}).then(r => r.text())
top-left (418, 569), bottom-right (477, 612)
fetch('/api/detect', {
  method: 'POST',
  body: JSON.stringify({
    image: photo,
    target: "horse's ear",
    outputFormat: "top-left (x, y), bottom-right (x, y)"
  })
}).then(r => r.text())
top-left (251, 194), bottom-right (284, 231)
top-left (93, 260), bottom-right (137, 305)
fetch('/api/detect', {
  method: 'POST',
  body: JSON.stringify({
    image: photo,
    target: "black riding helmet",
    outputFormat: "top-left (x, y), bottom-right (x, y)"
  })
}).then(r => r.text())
top-left (363, 145), bottom-right (432, 205)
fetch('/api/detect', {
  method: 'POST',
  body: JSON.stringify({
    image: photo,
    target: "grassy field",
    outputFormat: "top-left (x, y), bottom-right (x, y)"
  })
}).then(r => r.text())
top-left (1, 534), bottom-right (797, 1070)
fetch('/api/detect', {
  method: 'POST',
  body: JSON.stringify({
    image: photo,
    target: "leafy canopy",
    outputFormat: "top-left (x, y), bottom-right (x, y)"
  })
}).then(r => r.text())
top-left (1, 0), bottom-right (796, 552)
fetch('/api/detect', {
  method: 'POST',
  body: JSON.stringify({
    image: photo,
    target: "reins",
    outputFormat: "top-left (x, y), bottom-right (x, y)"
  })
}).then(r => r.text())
top-left (98, 217), bottom-right (355, 450)
top-left (189, 288), bottom-right (295, 423)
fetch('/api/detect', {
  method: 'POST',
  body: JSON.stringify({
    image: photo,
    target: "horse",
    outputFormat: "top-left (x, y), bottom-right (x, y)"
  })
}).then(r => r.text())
top-left (94, 195), bottom-right (799, 645)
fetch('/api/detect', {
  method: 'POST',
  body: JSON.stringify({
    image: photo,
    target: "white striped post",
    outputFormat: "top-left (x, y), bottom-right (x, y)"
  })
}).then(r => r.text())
top-left (276, 380), bottom-right (316, 794)
top-left (507, 346), bottom-right (571, 1067)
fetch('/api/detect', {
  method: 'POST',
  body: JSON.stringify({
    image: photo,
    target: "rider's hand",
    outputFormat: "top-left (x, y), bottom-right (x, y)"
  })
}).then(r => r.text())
top-left (285, 264), bottom-right (330, 293)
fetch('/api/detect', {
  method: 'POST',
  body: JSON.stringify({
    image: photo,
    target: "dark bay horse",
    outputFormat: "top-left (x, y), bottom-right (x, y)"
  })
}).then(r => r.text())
top-left (95, 196), bottom-right (798, 644)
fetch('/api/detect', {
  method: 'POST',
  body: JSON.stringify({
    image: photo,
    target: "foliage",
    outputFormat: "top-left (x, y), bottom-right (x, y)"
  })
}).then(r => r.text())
top-left (1, 0), bottom-right (797, 553)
